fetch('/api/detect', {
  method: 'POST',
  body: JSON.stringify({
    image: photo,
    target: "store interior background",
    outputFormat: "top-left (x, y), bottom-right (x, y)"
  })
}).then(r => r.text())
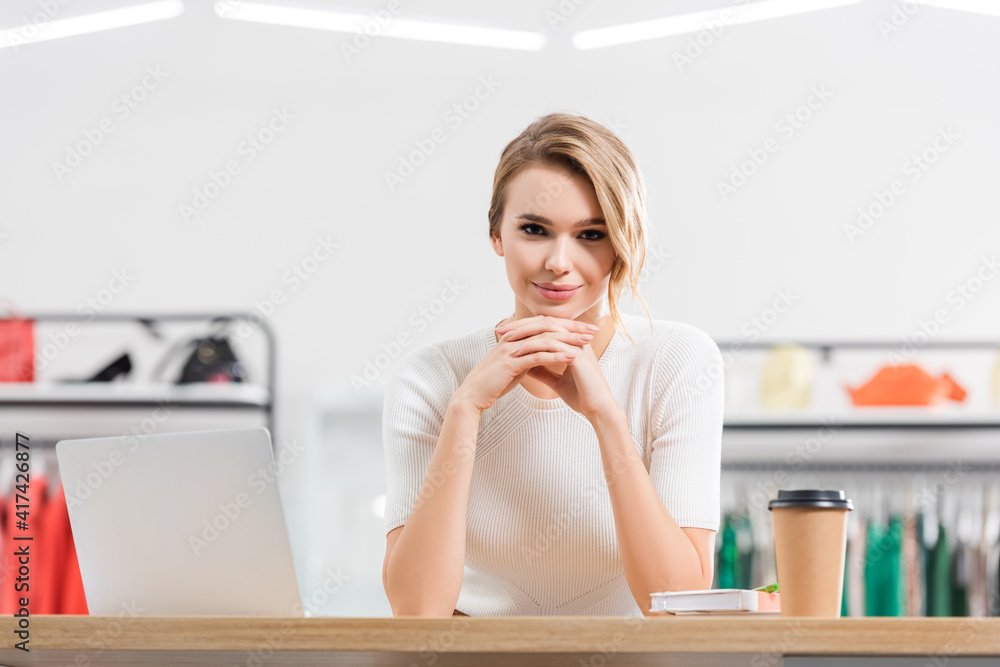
top-left (2, 0), bottom-right (999, 616)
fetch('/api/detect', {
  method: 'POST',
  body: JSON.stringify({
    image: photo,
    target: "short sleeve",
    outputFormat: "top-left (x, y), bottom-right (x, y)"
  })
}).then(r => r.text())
top-left (647, 323), bottom-right (724, 532)
top-left (382, 345), bottom-right (457, 535)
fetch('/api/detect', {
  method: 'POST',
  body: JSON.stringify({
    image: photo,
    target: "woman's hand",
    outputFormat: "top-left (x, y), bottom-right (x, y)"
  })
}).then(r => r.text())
top-left (498, 315), bottom-right (619, 420)
top-left (453, 315), bottom-right (598, 414)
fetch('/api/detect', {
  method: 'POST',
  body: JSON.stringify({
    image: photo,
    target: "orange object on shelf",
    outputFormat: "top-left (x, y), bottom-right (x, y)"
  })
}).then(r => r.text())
top-left (845, 364), bottom-right (967, 406)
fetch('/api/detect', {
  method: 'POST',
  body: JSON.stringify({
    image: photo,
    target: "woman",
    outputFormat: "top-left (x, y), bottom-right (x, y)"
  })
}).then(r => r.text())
top-left (381, 112), bottom-right (724, 617)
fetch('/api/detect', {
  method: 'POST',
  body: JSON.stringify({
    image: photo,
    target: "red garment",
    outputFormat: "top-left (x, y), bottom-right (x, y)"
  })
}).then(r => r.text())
top-left (26, 475), bottom-right (49, 615)
top-left (0, 479), bottom-right (88, 615)
top-left (0, 493), bottom-right (8, 615)
top-left (846, 364), bottom-right (968, 406)
top-left (38, 480), bottom-right (68, 614)
top-left (49, 485), bottom-right (88, 614)
top-left (0, 476), bottom-right (49, 615)
top-left (60, 495), bottom-right (88, 615)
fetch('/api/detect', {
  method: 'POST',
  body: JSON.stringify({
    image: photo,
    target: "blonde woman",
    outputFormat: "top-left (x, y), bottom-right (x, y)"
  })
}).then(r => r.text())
top-left (382, 112), bottom-right (724, 617)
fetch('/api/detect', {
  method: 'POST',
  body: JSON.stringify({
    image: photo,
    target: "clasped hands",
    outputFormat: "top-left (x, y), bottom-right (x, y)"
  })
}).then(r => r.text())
top-left (496, 315), bottom-right (620, 421)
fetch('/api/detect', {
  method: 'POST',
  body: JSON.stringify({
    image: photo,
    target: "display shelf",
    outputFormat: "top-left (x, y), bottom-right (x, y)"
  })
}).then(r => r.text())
top-left (724, 404), bottom-right (1000, 429)
top-left (0, 381), bottom-right (271, 407)
top-left (0, 311), bottom-right (276, 441)
top-left (716, 338), bottom-right (1000, 468)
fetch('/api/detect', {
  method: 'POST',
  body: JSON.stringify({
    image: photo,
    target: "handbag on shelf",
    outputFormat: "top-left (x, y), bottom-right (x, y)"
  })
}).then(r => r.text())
top-left (152, 319), bottom-right (247, 385)
top-left (0, 297), bottom-right (35, 382)
top-left (177, 336), bottom-right (245, 384)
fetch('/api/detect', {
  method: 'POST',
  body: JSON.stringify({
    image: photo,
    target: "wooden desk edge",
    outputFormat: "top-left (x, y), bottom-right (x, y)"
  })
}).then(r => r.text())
top-left (1, 616), bottom-right (997, 655)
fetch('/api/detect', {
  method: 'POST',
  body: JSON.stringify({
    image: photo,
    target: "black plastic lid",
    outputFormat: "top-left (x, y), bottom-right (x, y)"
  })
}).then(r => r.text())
top-left (768, 489), bottom-right (854, 511)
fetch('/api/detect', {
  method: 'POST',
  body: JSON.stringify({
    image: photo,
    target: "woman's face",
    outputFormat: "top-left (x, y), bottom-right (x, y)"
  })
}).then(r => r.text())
top-left (491, 162), bottom-right (615, 324)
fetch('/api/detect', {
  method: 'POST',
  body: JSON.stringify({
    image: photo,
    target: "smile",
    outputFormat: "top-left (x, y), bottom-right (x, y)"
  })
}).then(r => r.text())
top-left (534, 283), bottom-right (580, 301)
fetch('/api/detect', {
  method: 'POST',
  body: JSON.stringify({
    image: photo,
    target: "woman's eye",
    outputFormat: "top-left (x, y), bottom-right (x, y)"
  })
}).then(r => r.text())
top-left (518, 224), bottom-right (606, 241)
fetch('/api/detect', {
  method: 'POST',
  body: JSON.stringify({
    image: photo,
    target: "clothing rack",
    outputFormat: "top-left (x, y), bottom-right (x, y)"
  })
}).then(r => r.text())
top-left (712, 338), bottom-right (1000, 616)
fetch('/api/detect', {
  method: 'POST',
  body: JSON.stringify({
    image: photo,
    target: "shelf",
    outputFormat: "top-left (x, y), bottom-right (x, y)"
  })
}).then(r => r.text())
top-left (724, 404), bottom-right (1000, 429)
top-left (3, 311), bottom-right (278, 439)
top-left (0, 382), bottom-right (271, 408)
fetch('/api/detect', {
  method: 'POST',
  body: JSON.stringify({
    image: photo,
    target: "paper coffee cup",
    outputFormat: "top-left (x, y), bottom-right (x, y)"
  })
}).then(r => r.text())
top-left (768, 489), bottom-right (854, 617)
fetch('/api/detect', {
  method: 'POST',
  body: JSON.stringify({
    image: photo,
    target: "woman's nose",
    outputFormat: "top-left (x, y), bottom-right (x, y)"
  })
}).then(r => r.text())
top-left (544, 238), bottom-right (572, 273)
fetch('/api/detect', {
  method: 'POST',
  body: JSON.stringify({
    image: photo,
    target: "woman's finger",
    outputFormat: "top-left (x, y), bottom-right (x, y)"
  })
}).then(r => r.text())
top-left (514, 349), bottom-right (578, 366)
top-left (501, 326), bottom-right (593, 347)
top-left (510, 337), bottom-right (581, 359)
top-left (498, 316), bottom-right (597, 340)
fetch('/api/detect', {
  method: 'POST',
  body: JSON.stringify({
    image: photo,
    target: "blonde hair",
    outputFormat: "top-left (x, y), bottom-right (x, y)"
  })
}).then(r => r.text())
top-left (488, 112), bottom-right (653, 344)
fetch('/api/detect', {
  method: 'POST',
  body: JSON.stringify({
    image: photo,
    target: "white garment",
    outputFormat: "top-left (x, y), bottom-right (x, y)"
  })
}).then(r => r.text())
top-left (382, 313), bottom-right (724, 616)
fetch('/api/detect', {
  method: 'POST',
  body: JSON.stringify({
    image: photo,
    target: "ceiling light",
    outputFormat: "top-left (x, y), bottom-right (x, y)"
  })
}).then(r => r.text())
top-left (215, 2), bottom-right (545, 51)
top-left (919, 0), bottom-right (1000, 17)
top-left (0, 1), bottom-right (183, 50)
top-left (572, 0), bottom-right (864, 50)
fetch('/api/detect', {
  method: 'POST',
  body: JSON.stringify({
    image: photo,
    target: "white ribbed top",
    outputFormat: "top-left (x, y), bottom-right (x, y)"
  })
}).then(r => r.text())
top-left (382, 313), bottom-right (724, 616)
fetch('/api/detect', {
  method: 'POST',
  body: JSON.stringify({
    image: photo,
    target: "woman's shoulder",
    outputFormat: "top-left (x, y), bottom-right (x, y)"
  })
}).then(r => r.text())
top-left (619, 314), bottom-right (718, 354)
top-left (619, 315), bottom-right (720, 377)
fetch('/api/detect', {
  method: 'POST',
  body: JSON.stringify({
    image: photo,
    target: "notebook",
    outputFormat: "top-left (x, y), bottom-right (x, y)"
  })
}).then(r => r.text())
top-left (650, 589), bottom-right (781, 614)
top-left (55, 427), bottom-right (307, 616)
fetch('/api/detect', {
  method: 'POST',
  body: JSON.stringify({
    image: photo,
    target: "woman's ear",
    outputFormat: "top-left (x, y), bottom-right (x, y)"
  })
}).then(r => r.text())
top-left (490, 233), bottom-right (503, 257)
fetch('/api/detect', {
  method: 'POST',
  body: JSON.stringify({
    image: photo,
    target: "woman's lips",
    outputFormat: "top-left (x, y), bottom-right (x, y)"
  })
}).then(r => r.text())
top-left (534, 283), bottom-right (579, 301)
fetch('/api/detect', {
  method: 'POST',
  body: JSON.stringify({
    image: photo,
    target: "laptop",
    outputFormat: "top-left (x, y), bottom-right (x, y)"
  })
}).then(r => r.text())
top-left (55, 427), bottom-right (306, 616)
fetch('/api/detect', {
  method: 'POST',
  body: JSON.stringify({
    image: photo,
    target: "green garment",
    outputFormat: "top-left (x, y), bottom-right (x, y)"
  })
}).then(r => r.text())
top-left (715, 513), bottom-right (755, 590)
top-left (717, 515), bottom-right (738, 589)
top-left (865, 516), bottom-right (903, 616)
top-left (931, 524), bottom-right (952, 617)
top-left (841, 536), bottom-right (849, 616)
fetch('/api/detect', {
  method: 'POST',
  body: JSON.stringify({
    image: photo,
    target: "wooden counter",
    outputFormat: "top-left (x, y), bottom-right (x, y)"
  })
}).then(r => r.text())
top-left (1, 615), bottom-right (998, 666)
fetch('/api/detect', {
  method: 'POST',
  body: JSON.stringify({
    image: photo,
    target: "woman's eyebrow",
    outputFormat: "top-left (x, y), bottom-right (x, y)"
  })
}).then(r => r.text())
top-left (516, 212), bottom-right (606, 227)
